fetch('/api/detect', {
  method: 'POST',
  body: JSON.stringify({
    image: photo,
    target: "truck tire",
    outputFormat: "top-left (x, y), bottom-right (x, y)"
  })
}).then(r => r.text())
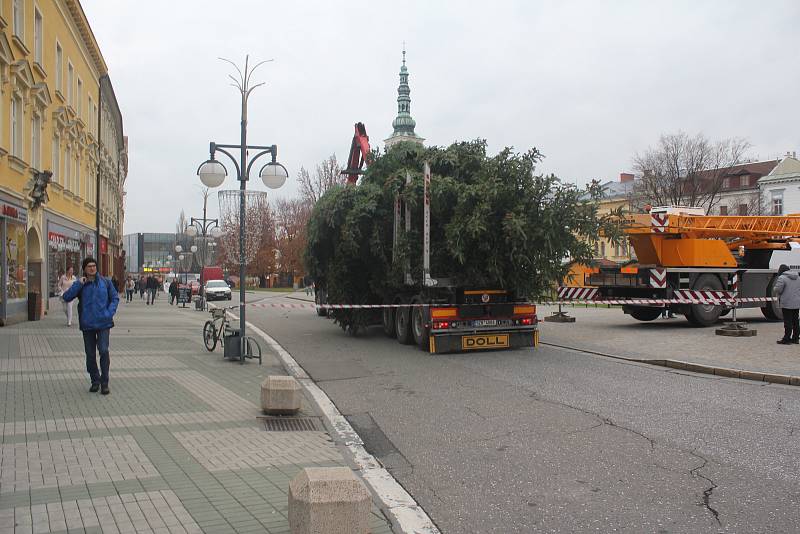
top-left (684, 274), bottom-right (723, 327)
top-left (395, 305), bottom-right (414, 345)
top-left (382, 307), bottom-right (396, 338)
top-left (627, 307), bottom-right (663, 321)
top-left (761, 276), bottom-right (783, 321)
top-left (411, 300), bottom-right (430, 350)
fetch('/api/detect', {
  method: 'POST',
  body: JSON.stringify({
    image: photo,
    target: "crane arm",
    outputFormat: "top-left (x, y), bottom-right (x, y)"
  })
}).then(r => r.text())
top-left (341, 122), bottom-right (371, 185)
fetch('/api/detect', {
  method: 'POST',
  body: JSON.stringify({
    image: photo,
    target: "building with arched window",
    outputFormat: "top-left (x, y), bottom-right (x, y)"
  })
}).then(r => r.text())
top-left (0, 0), bottom-right (126, 324)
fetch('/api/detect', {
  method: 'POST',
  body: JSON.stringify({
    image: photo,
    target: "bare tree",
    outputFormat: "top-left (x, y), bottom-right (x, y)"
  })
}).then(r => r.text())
top-left (273, 197), bottom-right (312, 282)
top-left (218, 191), bottom-right (273, 272)
top-left (297, 154), bottom-right (344, 205)
top-left (633, 132), bottom-right (751, 214)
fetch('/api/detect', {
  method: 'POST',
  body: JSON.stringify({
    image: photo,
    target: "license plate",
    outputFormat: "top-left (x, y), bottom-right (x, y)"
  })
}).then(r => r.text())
top-left (472, 319), bottom-right (497, 327)
top-left (461, 334), bottom-right (509, 350)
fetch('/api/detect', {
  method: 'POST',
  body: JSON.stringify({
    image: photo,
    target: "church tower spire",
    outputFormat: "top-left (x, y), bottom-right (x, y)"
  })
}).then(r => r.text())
top-left (385, 44), bottom-right (424, 148)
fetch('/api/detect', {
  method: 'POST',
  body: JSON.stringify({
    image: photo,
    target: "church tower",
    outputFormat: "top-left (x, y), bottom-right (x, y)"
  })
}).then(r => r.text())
top-left (384, 46), bottom-right (424, 148)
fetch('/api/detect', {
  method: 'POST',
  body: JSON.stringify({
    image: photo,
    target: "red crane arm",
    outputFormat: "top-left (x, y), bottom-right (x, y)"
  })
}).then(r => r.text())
top-left (341, 122), bottom-right (371, 185)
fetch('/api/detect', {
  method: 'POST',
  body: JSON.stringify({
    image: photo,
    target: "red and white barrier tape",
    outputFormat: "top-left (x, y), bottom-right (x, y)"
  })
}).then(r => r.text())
top-left (231, 296), bottom-right (777, 310)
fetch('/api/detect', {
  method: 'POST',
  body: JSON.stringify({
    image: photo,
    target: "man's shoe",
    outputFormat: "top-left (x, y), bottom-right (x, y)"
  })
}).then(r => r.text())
top-left (793, 339), bottom-right (800, 344)
top-left (777, 339), bottom-right (792, 345)
top-left (89, 383), bottom-right (100, 393)
top-left (101, 385), bottom-right (110, 395)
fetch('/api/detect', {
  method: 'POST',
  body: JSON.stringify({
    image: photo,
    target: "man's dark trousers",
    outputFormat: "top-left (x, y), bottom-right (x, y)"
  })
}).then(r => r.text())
top-left (83, 329), bottom-right (110, 385)
top-left (781, 308), bottom-right (800, 342)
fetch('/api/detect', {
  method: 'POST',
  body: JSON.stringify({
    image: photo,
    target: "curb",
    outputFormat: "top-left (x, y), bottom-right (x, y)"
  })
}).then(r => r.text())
top-left (541, 342), bottom-right (800, 387)
top-left (228, 310), bottom-right (440, 534)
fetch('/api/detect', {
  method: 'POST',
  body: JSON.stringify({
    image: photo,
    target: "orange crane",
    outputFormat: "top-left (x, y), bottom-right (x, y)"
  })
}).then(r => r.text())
top-left (575, 207), bottom-right (800, 326)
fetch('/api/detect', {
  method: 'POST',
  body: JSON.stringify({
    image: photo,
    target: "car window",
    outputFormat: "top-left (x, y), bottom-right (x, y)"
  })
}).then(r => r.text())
top-left (206, 281), bottom-right (227, 288)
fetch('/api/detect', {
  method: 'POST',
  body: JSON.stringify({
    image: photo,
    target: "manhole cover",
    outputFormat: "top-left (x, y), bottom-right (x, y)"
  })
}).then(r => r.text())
top-left (259, 416), bottom-right (322, 432)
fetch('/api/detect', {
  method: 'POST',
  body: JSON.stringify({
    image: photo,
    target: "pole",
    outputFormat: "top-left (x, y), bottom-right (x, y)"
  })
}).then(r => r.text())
top-left (238, 72), bottom-right (248, 347)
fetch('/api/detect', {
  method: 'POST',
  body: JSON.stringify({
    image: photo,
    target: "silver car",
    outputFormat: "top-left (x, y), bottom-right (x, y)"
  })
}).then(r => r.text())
top-left (204, 279), bottom-right (232, 301)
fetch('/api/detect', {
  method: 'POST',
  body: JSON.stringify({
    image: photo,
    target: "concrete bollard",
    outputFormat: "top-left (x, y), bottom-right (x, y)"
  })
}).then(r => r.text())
top-left (289, 467), bottom-right (371, 534)
top-left (261, 375), bottom-right (302, 415)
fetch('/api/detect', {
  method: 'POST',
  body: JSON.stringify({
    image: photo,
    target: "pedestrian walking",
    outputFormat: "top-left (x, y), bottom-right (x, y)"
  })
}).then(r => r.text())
top-left (169, 279), bottom-right (178, 305)
top-left (146, 275), bottom-right (158, 305)
top-left (58, 266), bottom-right (77, 326)
top-left (125, 276), bottom-right (135, 303)
top-left (139, 276), bottom-right (146, 300)
top-left (774, 264), bottom-right (800, 345)
top-left (62, 257), bottom-right (119, 395)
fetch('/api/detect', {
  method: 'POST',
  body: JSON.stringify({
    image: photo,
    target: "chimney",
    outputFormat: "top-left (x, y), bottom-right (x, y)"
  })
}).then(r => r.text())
top-left (619, 172), bottom-right (634, 183)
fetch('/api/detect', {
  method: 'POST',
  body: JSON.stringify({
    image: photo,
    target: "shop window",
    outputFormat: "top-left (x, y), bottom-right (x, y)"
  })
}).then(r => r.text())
top-left (5, 220), bottom-right (27, 302)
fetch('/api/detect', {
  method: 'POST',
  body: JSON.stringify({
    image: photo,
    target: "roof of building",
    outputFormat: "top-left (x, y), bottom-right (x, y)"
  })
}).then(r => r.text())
top-left (598, 178), bottom-right (637, 200)
top-left (760, 156), bottom-right (800, 184)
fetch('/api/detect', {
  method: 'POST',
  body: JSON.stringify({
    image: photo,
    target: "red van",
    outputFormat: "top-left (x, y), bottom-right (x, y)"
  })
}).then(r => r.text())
top-left (200, 266), bottom-right (225, 287)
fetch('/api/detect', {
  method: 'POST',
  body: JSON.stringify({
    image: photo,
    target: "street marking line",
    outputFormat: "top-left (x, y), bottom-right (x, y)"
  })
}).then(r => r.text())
top-left (230, 312), bottom-right (442, 534)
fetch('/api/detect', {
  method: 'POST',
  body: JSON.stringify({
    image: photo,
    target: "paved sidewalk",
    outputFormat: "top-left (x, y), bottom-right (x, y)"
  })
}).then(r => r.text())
top-left (539, 305), bottom-right (800, 379)
top-left (0, 293), bottom-right (392, 533)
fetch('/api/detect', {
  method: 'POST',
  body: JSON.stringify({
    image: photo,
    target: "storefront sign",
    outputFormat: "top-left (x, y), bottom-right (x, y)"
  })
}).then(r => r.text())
top-left (48, 232), bottom-right (81, 253)
top-left (0, 200), bottom-right (27, 224)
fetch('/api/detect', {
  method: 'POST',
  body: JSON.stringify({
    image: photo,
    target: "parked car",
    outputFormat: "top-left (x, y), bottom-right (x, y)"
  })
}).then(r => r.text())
top-left (204, 279), bottom-right (232, 301)
top-left (189, 280), bottom-right (201, 295)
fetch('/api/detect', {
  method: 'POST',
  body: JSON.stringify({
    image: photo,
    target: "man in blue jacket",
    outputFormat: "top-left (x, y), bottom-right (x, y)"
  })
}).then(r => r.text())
top-left (63, 257), bottom-right (120, 394)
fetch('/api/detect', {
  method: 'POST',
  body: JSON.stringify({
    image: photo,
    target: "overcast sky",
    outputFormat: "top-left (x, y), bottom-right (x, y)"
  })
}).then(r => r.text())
top-left (81, 0), bottom-right (800, 234)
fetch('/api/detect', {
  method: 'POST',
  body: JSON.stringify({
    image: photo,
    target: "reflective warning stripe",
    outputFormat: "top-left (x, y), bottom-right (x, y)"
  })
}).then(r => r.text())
top-left (557, 287), bottom-right (599, 300)
top-left (649, 268), bottom-right (667, 288)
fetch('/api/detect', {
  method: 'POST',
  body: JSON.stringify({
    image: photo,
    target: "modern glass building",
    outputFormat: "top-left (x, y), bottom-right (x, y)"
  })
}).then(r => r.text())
top-left (122, 233), bottom-right (177, 274)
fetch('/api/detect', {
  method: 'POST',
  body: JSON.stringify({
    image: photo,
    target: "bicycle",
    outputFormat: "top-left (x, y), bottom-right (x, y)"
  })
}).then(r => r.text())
top-left (202, 305), bottom-right (262, 365)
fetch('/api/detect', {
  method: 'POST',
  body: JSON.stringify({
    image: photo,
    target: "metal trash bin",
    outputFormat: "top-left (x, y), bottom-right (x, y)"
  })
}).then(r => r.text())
top-left (194, 297), bottom-right (205, 311)
top-left (223, 328), bottom-right (242, 360)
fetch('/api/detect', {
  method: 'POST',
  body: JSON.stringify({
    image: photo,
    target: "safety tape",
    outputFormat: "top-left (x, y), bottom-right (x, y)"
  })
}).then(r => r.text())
top-left (237, 296), bottom-right (778, 310)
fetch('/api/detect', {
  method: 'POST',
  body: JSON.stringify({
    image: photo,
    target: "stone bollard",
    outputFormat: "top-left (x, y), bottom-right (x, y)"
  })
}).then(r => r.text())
top-left (289, 467), bottom-right (371, 534)
top-left (261, 375), bottom-right (302, 415)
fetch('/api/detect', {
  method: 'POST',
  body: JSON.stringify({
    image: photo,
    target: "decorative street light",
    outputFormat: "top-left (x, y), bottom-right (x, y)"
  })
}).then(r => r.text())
top-left (196, 55), bottom-right (288, 353)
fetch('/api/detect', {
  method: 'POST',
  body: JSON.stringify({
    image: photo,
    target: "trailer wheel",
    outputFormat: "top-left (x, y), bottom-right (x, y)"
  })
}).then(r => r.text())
top-left (627, 306), bottom-right (663, 321)
top-left (382, 307), bottom-right (396, 338)
top-left (395, 304), bottom-right (414, 345)
top-left (411, 300), bottom-right (430, 350)
top-left (684, 274), bottom-right (723, 327)
top-left (761, 276), bottom-right (783, 322)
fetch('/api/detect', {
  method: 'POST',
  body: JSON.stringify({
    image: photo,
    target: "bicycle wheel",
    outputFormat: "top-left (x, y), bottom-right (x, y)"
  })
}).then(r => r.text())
top-left (203, 321), bottom-right (217, 351)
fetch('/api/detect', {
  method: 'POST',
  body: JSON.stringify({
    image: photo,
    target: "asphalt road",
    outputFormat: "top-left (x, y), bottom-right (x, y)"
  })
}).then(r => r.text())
top-left (238, 293), bottom-right (800, 533)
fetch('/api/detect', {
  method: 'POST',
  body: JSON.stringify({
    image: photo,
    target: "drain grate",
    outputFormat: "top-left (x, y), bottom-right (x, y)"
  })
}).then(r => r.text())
top-left (259, 416), bottom-right (322, 432)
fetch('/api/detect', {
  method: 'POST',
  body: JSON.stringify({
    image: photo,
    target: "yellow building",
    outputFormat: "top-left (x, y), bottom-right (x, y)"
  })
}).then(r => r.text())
top-left (0, 0), bottom-right (126, 324)
top-left (593, 173), bottom-right (636, 263)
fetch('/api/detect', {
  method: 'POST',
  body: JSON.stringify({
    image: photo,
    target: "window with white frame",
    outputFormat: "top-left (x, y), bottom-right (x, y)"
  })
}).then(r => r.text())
top-left (67, 62), bottom-right (74, 105)
top-left (51, 134), bottom-right (60, 185)
top-left (88, 97), bottom-right (94, 133)
top-left (76, 156), bottom-right (81, 198)
top-left (772, 191), bottom-right (784, 216)
top-left (65, 147), bottom-right (72, 191)
top-left (10, 95), bottom-right (22, 159)
top-left (34, 8), bottom-right (43, 64)
top-left (13, 0), bottom-right (24, 41)
top-left (77, 78), bottom-right (83, 117)
top-left (55, 43), bottom-right (63, 92)
top-left (31, 114), bottom-right (41, 169)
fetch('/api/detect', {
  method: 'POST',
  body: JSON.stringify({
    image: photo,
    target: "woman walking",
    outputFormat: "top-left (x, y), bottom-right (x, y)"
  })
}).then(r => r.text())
top-left (58, 266), bottom-right (77, 327)
top-left (125, 276), bottom-right (135, 303)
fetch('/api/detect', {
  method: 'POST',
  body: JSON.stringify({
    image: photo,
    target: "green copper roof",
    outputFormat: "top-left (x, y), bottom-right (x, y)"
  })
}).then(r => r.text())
top-left (390, 47), bottom-right (419, 137)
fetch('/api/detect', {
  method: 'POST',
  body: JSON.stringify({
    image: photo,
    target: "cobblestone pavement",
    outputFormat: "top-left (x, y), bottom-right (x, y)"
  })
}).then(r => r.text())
top-left (0, 294), bottom-right (392, 534)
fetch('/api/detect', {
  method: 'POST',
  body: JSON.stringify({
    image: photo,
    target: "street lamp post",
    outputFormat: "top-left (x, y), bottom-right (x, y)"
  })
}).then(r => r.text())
top-left (196, 56), bottom-right (288, 353)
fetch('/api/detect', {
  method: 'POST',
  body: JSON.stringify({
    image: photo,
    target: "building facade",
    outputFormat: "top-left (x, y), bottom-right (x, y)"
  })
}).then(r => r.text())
top-left (593, 173), bottom-right (636, 263)
top-left (758, 155), bottom-right (800, 216)
top-left (0, 0), bottom-right (125, 324)
top-left (711, 160), bottom-right (778, 215)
